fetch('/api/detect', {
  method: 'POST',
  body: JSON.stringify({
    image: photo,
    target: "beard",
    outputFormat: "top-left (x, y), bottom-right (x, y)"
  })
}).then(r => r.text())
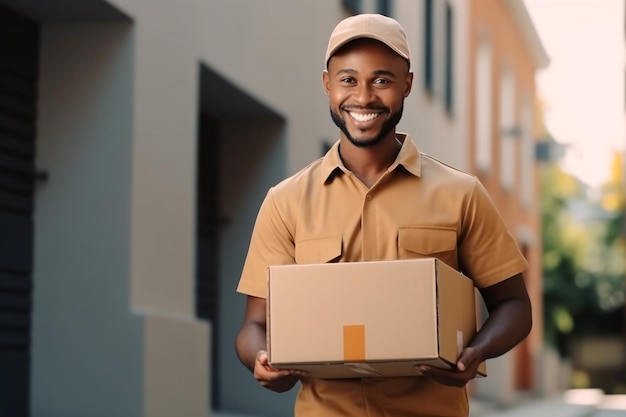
top-left (330, 102), bottom-right (404, 148)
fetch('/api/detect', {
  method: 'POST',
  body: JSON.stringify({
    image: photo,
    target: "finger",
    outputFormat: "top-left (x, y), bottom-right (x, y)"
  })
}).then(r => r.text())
top-left (254, 362), bottom-right (290, 383)
top-left (415, 365), bottom-right (432, 375)
top-left (256, 350), bottom-right (269, 365)
top-left (425, 365), bottom-right (473, 387)
top-left (458, 346), bottom-right (482, 367)
top-left (260, 373), bottom-right (299, 393)
top-left (256, 366), bottom-right (290, 380)
top-left (288, 369), bottom-right (309, 377)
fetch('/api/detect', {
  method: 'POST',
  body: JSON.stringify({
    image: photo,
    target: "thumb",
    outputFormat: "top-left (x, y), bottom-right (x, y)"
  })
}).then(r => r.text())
top-left (256, 350), bottom-right (269, 365)
top-left (257, 350), bottom-right (284, 373)
top-left (457, 345), bottom-right (481, 372)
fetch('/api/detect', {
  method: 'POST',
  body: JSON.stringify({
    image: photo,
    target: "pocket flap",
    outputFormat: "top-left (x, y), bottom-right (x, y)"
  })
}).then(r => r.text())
top-left (398, 227), bottom-right (456, 255)
top-left (295, 235), bottom-right (343, 264)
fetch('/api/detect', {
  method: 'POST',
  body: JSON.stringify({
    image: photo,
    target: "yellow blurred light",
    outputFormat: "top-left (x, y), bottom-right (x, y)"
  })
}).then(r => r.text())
top-left (553, 306), bottom-right (574, 333)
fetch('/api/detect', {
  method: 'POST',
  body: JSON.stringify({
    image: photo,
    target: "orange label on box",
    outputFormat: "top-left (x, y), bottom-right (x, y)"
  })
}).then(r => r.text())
top-left (343, 325), bottom-right (365, 361)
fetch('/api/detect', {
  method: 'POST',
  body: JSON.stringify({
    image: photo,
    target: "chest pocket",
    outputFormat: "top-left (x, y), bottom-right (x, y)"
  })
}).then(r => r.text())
top-left (398, 226), bottom-right (458, 269)
top-left (295, 235), bottom-right (343, 264)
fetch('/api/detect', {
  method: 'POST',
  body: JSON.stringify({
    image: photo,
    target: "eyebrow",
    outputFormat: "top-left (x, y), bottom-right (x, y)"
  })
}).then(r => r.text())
top-left (335, 69), bottom-right (398, 79)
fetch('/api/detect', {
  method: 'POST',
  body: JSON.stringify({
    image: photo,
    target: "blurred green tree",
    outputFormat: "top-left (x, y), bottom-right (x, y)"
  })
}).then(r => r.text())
top-left (541, 157), bottom-right (626, 358)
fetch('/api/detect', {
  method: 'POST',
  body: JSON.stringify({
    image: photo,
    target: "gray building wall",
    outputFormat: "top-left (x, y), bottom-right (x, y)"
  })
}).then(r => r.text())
top-left (32, 20), bottom-right (144, 416)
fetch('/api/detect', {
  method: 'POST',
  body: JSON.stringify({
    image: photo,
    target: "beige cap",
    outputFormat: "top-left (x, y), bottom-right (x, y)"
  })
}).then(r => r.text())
top-left (325, 14), bottom-right (411, 68)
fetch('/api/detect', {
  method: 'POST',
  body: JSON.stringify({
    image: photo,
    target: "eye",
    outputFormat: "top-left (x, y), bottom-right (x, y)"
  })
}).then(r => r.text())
top-left (373, 78), bottom-right (390, 85)
top-left (340, 77), bottom-right (356, 84)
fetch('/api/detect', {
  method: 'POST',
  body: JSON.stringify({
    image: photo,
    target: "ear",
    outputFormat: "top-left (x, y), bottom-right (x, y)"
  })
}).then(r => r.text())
top-left (403, 72), bottom-right (414, 97)
top-left (322, 70), bottom-right (331, 96)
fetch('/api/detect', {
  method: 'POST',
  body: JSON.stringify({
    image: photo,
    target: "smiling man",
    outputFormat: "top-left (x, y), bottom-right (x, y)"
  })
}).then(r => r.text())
top-left (325, 36), bottom-right (409, 150)
top-left (235, 14), bottom-right (532, 417)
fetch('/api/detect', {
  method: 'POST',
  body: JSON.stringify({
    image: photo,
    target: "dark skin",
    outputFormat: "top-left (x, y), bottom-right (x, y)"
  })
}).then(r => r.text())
top-left (235, 295), bottom-right (301, 393)
top-left (417, 272), bottom-right (531, 387)
top-left (235, 38), bottom-right (532, 392)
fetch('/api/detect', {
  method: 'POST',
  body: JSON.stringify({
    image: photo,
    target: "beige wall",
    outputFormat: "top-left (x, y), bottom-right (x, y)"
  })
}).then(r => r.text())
top-left (144, 316), bottom-right (210, 417)
top-left (468, 0), bottom-right (545, 402)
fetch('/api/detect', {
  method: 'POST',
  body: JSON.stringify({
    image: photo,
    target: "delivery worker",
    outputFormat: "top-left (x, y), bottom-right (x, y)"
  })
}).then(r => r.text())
top-left (235, 13), bottom-right (531, 417)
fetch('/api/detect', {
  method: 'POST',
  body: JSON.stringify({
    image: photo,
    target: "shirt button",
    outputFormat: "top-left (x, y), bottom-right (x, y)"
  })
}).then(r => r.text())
top-left (366, 194), bottom-right (372, 201)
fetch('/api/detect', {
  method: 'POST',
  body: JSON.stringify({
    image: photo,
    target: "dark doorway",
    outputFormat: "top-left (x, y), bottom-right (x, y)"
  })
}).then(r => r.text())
top-left (196, 63), bottom-right (287, 414)
top-left (0, 3), bottom-right (39, 416)
top-left (195, 113), bottom-right (222, 407)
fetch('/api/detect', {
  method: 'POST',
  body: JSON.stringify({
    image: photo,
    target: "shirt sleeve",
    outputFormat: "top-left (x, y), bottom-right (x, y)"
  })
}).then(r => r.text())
top-left (236, 187), bottom-right (296, 299)
top-left (458, 178), bottom-right (529, 288)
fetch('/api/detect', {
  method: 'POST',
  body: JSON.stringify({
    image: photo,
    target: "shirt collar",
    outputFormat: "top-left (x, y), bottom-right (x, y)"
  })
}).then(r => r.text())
top-left (320, 133), bottom-right (422, 184)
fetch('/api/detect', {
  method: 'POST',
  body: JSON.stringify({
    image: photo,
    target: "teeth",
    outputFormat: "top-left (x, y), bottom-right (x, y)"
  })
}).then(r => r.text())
top-left (349, 112), bottom-right (380, 122)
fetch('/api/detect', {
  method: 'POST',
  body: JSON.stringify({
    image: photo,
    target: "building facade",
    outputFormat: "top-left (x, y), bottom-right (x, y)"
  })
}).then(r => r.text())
top-left (0, 0), bottom-right (546, 416)
top-left (466, 0), bottom-right (549, 405)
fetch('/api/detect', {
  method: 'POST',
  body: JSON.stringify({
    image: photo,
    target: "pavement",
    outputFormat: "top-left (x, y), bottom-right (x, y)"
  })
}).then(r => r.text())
top-left (470, 398), bottom-right (595, 417)
top-left (470, 390), bottom-right (626, 417)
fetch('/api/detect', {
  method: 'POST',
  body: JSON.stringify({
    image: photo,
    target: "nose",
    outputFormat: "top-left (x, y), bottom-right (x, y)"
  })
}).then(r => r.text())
top-left (355, 82), bottom-right (376, 105)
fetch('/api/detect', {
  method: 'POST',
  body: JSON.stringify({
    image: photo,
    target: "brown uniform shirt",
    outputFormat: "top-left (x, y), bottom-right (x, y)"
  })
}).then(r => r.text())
top-left (237, 134), bottom-right (528, 417)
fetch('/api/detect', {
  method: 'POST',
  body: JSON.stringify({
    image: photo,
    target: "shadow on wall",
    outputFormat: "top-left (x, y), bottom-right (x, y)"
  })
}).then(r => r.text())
top-left (197, 63), bottom-right (293, 415)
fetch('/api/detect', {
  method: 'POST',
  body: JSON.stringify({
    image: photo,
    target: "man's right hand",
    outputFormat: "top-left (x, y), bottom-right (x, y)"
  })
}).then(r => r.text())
top-left (254, 350), bottom-right (300, 393)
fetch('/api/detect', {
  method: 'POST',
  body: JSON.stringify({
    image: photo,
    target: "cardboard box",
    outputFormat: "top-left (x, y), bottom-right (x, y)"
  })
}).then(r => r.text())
top-left (267, 258), bottom-right (487, 379)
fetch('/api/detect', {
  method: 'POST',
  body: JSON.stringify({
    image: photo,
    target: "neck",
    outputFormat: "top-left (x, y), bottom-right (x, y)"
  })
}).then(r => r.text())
top-left (339, 133), bottom-right (402, 188)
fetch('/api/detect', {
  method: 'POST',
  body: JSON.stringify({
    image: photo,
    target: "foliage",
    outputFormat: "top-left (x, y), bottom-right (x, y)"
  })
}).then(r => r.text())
top-left (541, 160), bottom-right (626, 358)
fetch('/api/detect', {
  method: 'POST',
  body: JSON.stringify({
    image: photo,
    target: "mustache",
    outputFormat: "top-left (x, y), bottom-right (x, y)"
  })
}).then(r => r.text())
top-left (340, 105), bottom-right (389, 112)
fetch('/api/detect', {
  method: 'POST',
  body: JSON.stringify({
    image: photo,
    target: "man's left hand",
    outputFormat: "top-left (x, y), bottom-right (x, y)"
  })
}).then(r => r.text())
top-left (415, 345), bottom-right (484, 387)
